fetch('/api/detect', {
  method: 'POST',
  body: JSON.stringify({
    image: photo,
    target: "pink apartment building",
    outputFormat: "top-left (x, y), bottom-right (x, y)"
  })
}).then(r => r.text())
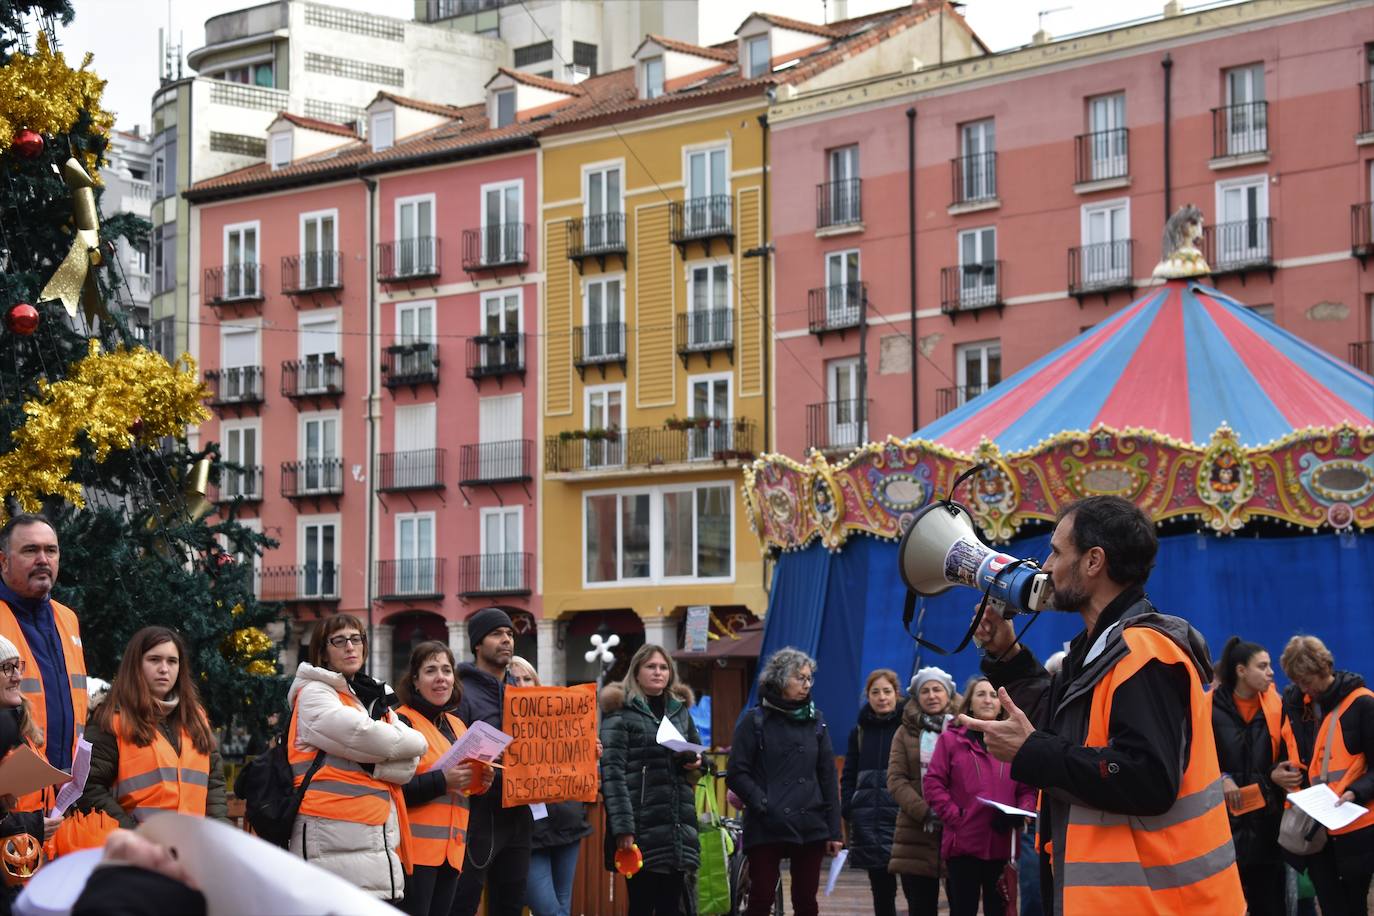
top-left (769, 0), bottom-right (1374, 457)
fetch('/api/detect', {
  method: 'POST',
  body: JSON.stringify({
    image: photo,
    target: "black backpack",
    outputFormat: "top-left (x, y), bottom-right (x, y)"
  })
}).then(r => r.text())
top-left (233, 735), bottom-right (326, 848)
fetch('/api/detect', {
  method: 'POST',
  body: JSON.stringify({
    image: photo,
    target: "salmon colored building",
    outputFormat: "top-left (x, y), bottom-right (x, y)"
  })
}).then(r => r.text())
top-left (767, 0), bottom-right (1374, 457)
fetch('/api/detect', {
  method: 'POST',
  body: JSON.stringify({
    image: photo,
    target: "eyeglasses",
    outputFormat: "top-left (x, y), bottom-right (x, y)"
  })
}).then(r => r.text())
top-left (791, 673), bottom-right (814, 685)
top-left (0, 660), bottom-right (25, 678)
top-left (329, 635), bottom-right (366, 648)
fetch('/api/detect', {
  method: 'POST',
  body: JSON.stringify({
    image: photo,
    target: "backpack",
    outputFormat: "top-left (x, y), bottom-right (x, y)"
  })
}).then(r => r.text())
top-left (233, 731), bottom-right (326, 848)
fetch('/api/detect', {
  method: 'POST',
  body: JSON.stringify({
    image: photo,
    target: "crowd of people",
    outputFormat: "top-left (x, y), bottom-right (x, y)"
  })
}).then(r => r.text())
top-left (0, 498), bottom-right (1371, 916)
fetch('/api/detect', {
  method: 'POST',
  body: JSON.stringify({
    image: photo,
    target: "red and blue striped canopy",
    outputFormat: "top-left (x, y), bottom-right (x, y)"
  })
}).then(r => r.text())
top-left (914, 279), bottom-right (1374, 452)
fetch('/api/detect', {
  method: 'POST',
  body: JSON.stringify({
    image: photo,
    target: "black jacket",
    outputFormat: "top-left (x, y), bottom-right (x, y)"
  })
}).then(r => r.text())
top-left (396, 701), bottom-right (460, 809)
top-left (77, 715), bottom-right (228, 830)
top-left (841, 700), bottom-right (903, 870)
top-left (726, 694), bottom-right (842, 852)
top-left (598, 683), bottom-right (701, 874)
top-left (532, 801), bottom-right (593, 850)
top-left (0, 708), bottom-right (42, 915)
top-left (1211, 685), bottom-right (1283, 866)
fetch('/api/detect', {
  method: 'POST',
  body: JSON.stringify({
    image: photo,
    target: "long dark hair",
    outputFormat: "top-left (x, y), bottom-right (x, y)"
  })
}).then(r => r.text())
top-left (1218, 635), bottom-right (1266, 692)
top-left (395, 640), bottom-right (462, 709)
top-left (95, 626), bottom-right (214, 754)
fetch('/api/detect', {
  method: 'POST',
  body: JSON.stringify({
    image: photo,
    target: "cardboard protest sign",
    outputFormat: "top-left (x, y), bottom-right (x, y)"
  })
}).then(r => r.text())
top-left (502, 683), bottom-right (599, 807)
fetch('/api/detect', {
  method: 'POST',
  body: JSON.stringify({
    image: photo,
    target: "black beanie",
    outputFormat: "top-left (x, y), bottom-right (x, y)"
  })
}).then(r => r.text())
top-left (468, 607), bottom-right (514, 651)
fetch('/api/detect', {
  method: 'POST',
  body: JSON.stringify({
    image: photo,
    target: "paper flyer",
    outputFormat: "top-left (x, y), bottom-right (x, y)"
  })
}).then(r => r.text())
top-left (655, 716), bottom-right (708, 755)
top-left (51, 738), bottom-right (92, 817)
top-left (1288, 784), bottom-right (1369, 831)
top-left (425, 720), bottom-right (513, 773)
top-left (978, 797), bottom-right (1038, 818)
top-left (824, 849), bottom-right (848, 896)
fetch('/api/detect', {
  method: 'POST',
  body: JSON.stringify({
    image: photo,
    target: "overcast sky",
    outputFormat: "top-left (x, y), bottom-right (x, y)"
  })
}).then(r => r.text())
top-left (53, 0), bottom-right (1212, 135)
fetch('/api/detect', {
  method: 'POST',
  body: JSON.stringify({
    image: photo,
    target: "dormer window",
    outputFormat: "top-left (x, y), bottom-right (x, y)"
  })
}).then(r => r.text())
top-left (494, 89), bottom-right (515, 128)
top-left (270, 132), bottom-right (292, 170)
top-left (643, 57), bottom-right (664, 99)
top-left (371, 110), bottom-right (394, 152)
top-left (745, 35), bottom-right (770, 77)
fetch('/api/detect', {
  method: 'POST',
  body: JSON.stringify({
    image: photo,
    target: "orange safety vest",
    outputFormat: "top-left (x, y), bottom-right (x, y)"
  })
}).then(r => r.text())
top-left (0, 599), bottom-right (88, 763)
top-left (287, 687), bottom-right (414, 871)
top-left (110, 712), bottom-right (210, 823)
top-left (1256, 685), bottom-right (1283, 763)
top-left (1308, 687), bottom-right (1374, 836)
top-left (395, 705), bottom-right (470, 870)
top-left (1060, 626), bottom-right (1245, 915)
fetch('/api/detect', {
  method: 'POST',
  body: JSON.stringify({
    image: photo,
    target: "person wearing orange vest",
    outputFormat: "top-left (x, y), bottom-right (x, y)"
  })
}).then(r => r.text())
top-left (970, 495), bottom-right (1245, 915)
top-left (0, 633), bottom-right (62, 904)
top-left (287, 613), bottom-right (426, 904)
top-left (1210, 636), bottom-right (1284, 916)
top-left (393, 639), bottom-right (490, 916)
top-left (76, 626), bottom-right (227, 828)
top-left (0, 514), bottom-right (88, 779)
top-left (1271, 635), bottom-right (1374, 916)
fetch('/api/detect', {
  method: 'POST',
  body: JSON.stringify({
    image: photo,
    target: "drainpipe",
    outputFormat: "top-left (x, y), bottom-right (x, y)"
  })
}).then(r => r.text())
top-left (360, 174), bottom-right (378, 674)
top-left (907, 107), bottom-right (919, 432)
top-left (756, 112), bottom-right (772, 455)
top-left (1162, 54), bottom-right (1173, 221)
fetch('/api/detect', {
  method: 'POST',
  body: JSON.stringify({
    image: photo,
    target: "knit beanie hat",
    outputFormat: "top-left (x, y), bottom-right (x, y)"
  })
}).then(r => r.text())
top-left (910, 665), bottom-right (955, 700)
top-left (467, 607), bottom-right (515, 651)
top-left (0, 636), bottom-right (18, 666)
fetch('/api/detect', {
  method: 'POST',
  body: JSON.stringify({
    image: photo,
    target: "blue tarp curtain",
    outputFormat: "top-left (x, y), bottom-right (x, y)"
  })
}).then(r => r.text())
top-left (756, 530), bottom-right (1374, 744)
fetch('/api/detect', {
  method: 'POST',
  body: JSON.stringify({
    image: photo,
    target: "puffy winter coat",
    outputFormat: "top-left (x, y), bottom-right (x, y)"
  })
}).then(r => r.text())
top-left (886, 701), bottom-right (949, 877)
top-left (726, 697), bottom-right (842, 852)
top-left (286, 663), bottom-right (426, 899)
top-left (599, 683), bottom-right (701, 874)
top-left (532, 801), bottom-right (593, 850)
top-left (1211, 684), bottom-right (1283, 867)
top-left (840, 700), bottom-right (903, 870)
top-left (923, 723), bottom-right (1036, 864)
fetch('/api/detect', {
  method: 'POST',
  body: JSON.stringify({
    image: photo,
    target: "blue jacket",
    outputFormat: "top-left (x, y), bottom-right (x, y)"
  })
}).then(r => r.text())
top-left (0, 580), bottom-right (74, 769)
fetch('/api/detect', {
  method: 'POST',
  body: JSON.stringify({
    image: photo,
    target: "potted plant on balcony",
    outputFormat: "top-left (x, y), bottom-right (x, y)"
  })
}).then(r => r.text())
top-left (604, 426), bottom-right (621, 442)
top-left (664, 415), bottom-right (688, 431)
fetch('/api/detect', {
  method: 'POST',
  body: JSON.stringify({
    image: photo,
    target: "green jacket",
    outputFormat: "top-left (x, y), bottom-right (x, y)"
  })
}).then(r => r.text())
top-left (77, 715), bottom-right (228, 829)
top-left (598, 682), bottom-right (701, 874)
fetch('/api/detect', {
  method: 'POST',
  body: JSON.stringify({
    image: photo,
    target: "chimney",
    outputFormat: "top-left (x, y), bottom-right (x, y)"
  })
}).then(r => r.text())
top-left (1164, 0), bottom-right (1183, 16)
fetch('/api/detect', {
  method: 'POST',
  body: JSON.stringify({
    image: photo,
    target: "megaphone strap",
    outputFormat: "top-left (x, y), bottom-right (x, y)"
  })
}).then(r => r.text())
top-left (904, 557), bottom-right (1044, 658)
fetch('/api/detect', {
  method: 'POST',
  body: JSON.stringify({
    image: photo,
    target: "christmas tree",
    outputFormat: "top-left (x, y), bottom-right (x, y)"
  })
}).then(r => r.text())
top-left (0, 0), bottom-right (286, 745)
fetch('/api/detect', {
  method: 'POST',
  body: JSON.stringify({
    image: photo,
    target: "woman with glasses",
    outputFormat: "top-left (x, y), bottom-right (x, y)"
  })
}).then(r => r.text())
top-left (287, 613), bottom-right (426, 904)
top-left (727, 647), bottom-right (842, 916)
top-left (78, 626), bottom-right (227, 828)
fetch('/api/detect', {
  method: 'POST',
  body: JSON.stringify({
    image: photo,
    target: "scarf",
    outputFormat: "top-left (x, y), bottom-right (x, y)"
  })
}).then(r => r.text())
top-left (761, 686), bottom-right (816, 722)
top-left (347, 672), bottom-right (397, 721)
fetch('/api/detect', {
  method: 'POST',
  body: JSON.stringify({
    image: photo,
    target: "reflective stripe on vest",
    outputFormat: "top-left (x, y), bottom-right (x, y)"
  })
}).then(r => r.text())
top-left (0, 599), bottom-right (88, 773)
top-left (395, 705), bottom-right (470, 870)
top-left (1060, 625), bottom-right (1245, 916)
top-left (287, 689), bottom-right (392, 826)
top-left (1308, 687), bottom-right (1374, 836)
top-left (112, 713), bottom-right (211, 820)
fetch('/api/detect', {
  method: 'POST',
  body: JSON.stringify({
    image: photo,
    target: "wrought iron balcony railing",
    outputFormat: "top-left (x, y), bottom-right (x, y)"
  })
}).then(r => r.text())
top-left (573, 323), bottom-right (627, 366)
top-left (376, 448), bottom-right (445, 491)
top-left (281, 251), bottom-right (342, 294)
top-left (1068, 241), bottom-right (1134, 295)
top-left (1074, 128), bottom-right (1129, 183)
top-left (205, 366), bottom-right (265, 405)
top-left (567, 213), bottom-right (627, 259)
top-left (816, 178), bottom-right (862, 228)
top-left (281, 357), bottom-right (344, 398)
top-left (1211, 101), bottom-right (1268, 158)
top-left (940, 262), bottom-right (1003, 314)
top-left (458, 553), bottom-right (532, 597)
top-left (383, 342), bottom-right (439, 386)
top-left (217, 465), bottom-right (264, 502)
top-left (466, 333), bottom-right (525, 379)
top-left (205, 264), bottom-right (263, 304)
top-left (544, 419), bottom-right (757, 473)
top-left (669, 195), bottom-right (733, 242)
top-left (257, 564), bottom-right (339, 602)
top-left (807, 283), bottom-right (865, 334)
top-left (377, 237), bottom-right (440, 281)
top-left (806, 400), bottom-right (870, 452)
top-left (951, 152), bottom-right (997, 205)
top-left (462, 223), bottom-right (528, 271)
top-left (375, 558), bottom-right (445, 599)
top-left (1350, 340), bottom-right (1373, 375)
top-left (935, 384), bottom-right (993, 419)
top-left (281, 458), bottom-right (344, 498)
top-left (1203, 218), bottom-right (1274, 272)
top-left (676, 309), bottom-right (734, 355)
top-left (460, 439), bottom-right (533, 485)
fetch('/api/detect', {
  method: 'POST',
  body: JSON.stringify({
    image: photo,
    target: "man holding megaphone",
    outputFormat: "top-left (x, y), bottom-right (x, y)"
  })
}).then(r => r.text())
top-left (959, 495), bottom-right (1244, 916)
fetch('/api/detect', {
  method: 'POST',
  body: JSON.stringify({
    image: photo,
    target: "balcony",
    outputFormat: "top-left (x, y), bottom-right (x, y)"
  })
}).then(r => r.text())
top-left (205, 366), bottom-right (264, 409)
top-left (460, 439), bottom-right (533, 486)
top-left (205, 264), bottom-right (263, 307)
top-left (806, 399), bottom-right (871, 453)
top-left (215, 465), bottom-right (264, 503)
top-left (544, 419), bottom-right (758, 474)
top-left (375, 558), bottom-right (445, 600)
top-left (1203, 219), bottom-right (1274, 277)
top-left (1068, 241), bottom-right (1134, 301)
top-left (675, 309), bottom-right (734, 367)
top-left (281, 357), bottom-right (344, 400)
top-left (458, 552), bottom-right (532, 597)
top-left (377, 238), bottom-right (440, 282)
top-left (377, 448), bottom-right (445, 492)
top-left (1361, 81), bottom-right (1374, 140)
top-left (461, 223), bottom-right (528, 272)
top-left (573, 323), bottom-right (627, 378)
top-left (1350, 340), bottom-right (1373, 375)
top-left (281, 458), bottom-right (344, 499)
top-left (940, 262), bottom-right (1003, 319)
top-left (935, 385), bottom-right (992, 419)
top-left (281, 252), bottom-right (342, 296)
top-left (466, 333), bottom-right (525, 381)
top-left (1074, 128), bottom-right (1129, 189)
top-left (807, 283), bottom-right (865, 337)
top-left (419, 0), bottom-right (511, 23)
top-left (383, 342), bottom-right (439, 388)
top-left (567, 213), bottom-right (627, 272)
top-left (1352, 203), bottom-right (1373, 263)
top-left (1210, 101), bottom-right (1269, 164)
top-left (257, 564), bottom-right (339, 603)
top-left (950, 152), bottom-right (997, 210)
top-left (816, 178), bottom-right (862, 231)
top-left (669, 195), bottom-right (733, 255)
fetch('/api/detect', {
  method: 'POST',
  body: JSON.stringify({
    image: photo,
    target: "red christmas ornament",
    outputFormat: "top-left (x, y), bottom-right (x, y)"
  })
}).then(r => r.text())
top-left (6, 303), bottom-right (39, 336)
top-left (10, 129), bottom-right (44, 160)
top-left (215, 552), bottom-right (235, 568)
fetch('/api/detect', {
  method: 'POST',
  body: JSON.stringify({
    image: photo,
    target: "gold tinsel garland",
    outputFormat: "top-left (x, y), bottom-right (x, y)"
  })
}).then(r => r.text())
top-left (0, 33), bottom-right (112, 177)
top-left (225, 627), bottom-right (277, 677)
top-left (0, 342), bottom-right (209, 513)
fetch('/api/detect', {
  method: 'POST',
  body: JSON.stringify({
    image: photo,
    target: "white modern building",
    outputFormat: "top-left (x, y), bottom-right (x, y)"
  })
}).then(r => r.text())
top-left (100, 128), bottom-right (154, 340)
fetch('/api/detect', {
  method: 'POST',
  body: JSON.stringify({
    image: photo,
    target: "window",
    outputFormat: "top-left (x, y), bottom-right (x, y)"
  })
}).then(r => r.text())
top-left (1223, 64), bottom-right (1267, 156)
top-left (395, 301), bottom-right (435, 379)
top-left (299, 315), bottom-right (340, 393)
top-left (585, 165), bottom-right (623, 250)
top-left (1087, 93), bottom-right (1127, 180)
top-left (481, 181), bottom-right (523, 264)
top-left (301, 210), bottom-right (337, 288)
top-left (826, 358), bottom-right (865, 448)
top-left (959, 119), bottom-right (996, 201)
top-left (1247, 303), bottom-right (1275, 322)
top-left (685, 146), bottom-right (728, 235)
top-left (222, 421), bottom-right (260, 498)
top-left (688, 374), bottom-right (731, 460)
top-left (826, 145), bottom-right (860, 224)
top-left (585, 484), bottom-right (733, 585)
top-left (153, 155), bottom-right (164, 192)
top-left (301, 414), bottom-right (339, 493)
top-left (583, 277), bottom-right (624, 361)
top-left (396, 514), bottom-right (435, 595)
top-left (494, 89), bottom-right (515, 128)
top-left (956, 340), bottom-right (1001, 404)
top-left (220, 325), bottom-right (259, 401)
top-left (134, 242), bottom-right (149, 276)
top-left (825, 250), bottom-right (861, 326)
top-left (224, 223), bottom-right (259, 298)
top-left (573, 41), bottom-right (598, 76)
top-left (371, 110), bottom-right (394, 152)
top-left (396, 195), bottom-right (435, 276)
top-left (301, 520), bottom-right (337, 598)
top-left (958, 227), bottom-right (997, 307)
top-left (481, 507), bottom-right (524, 591)
top-left (688, 263), bottom-right (730, 347)
top-left (745, 35), bottom-right (770, 78)
top-left (1215, 175), bottom-right (1270, 264)
top-left (514, 41), bottom-right (553, 67)
top-left (152, 226), bottom-right (165, 291)
top-left (218, 61), bottom-right (274, 87)
top-left (584, 385), bottom-right (624, 468)
top-left (270, 133), bottom-right (292, 169)
top-left (1081, 199), bottom-right (1130, 285)
top-left (480, 290), bottom-right (521, 371)
top-left (478, 394), bottom-right (522, 479)
top-left (643, 57), bottom-right (664, 99)
top-left (394, 403), bottom-right (437, 488)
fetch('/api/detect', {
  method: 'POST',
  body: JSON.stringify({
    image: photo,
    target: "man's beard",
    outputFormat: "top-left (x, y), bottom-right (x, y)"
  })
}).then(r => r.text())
top-left (1048, 572), bottom-right (1089, 614)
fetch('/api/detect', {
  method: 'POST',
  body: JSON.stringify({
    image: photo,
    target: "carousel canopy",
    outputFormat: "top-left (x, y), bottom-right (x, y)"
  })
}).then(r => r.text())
top-left (914, 280), bottom-right (1373, 453)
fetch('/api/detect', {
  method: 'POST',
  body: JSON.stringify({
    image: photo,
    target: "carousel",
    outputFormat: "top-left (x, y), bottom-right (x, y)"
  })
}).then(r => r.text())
top-left (744, 212), bottom-right (1374, 737)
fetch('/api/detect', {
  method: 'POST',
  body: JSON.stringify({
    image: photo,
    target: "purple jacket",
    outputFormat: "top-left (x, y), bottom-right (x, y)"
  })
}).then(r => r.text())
top-left (922, 723), bottom-right (1036, 863)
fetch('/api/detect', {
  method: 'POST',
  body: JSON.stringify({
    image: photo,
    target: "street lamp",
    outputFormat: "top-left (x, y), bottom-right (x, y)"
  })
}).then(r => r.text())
top-left (586, 621), bottom-right (620, 689)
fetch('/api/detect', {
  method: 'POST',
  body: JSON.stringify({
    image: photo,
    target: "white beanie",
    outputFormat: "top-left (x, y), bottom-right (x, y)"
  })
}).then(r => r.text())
top-left (910, 665), bottom-right (955, 699)
top-left (0, 636), bottom-right (18, 665)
